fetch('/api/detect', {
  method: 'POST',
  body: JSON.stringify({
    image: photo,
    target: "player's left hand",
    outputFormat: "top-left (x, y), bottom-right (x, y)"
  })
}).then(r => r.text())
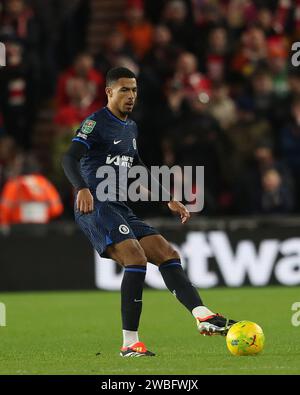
top-left (167, 200), bottom-right (190, 224)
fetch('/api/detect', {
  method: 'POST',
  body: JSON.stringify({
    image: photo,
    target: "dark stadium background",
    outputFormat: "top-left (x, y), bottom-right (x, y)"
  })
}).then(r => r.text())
top-left (1, 0), bottom-right (300, 291)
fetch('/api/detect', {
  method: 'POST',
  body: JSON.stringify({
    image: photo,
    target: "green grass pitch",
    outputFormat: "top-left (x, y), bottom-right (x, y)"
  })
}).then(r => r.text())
top-left (0, 287), bottom-right (299, 375)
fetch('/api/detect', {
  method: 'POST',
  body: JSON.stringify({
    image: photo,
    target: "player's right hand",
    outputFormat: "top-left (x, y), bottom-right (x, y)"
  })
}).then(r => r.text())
top-left (76, 188), bottom-right (94, 213)
top-left (167, 200), bottom-right (190, 224)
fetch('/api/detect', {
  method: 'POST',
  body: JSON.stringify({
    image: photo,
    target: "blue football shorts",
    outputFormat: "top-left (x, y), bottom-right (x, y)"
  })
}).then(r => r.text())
top-left (74, 200), bottom-right (159, 258)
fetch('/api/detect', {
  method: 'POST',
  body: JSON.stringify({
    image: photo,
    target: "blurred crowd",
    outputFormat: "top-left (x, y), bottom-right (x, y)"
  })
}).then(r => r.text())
top-left (1, 0), bottom-right (300, 224)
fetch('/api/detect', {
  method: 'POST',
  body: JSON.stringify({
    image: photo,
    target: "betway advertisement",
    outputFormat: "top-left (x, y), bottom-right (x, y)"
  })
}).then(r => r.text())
top-left (95, 230), bottom-right (300, 289)
top-left (1, 222), bottom-right (299, 291)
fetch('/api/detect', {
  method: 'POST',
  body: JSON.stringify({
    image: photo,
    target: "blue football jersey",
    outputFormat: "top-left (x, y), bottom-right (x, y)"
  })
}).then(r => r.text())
top-left (72, 107), bottom-right (139, 200)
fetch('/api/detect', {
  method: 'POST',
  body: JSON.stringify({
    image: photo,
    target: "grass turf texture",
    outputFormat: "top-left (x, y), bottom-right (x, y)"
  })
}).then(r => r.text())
top-left (0, 287), bottom-right (299, 375)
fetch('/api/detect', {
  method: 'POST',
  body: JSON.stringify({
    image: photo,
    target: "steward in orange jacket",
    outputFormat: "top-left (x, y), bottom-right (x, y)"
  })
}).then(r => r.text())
top-left (0, 174), bottom-right (63, 225)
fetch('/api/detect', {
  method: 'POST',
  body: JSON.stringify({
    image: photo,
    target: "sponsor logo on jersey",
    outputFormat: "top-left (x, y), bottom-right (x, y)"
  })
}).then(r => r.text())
top-left (81, 119), bottom-right (96, 134)
top-left (114, 139), bottom-right (122, 144)
top-left (106, 155), bottom-right (134, 167)
top-left (133, 138), bottom-right (137, 149)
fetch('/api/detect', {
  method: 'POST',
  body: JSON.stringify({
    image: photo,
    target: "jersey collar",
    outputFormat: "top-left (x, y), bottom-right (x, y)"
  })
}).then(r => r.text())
top-left (104, 107), bottom-right (128, 125)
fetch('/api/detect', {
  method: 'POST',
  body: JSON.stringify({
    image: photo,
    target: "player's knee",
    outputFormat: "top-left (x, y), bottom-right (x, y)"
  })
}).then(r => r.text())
top-left (122, 244), bottom-right (147, 266)
top-left (157, 245), bottom-right (180, 265)
top-left (165, 246), bottom-right (180, 261)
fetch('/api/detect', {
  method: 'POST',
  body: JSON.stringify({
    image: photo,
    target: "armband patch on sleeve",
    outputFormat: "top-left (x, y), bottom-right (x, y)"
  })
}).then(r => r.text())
top-left (77, 132), bottom-right (88, 140)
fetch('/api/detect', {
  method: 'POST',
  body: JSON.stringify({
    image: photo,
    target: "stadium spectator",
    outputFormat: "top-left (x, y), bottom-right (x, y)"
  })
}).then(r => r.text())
top-left (54, 77), bottom-right (99, 130)
top-left (162, 92), bottom-right (229, 213)
top-left (224, 96), bottom-right (272, 177)
top-left (234, 138), bottom-right (294, 214)
top-left (288, 71), bottom-right (300, 99)
top-left (53, 76), bottom-right (100, 193)
top-left (280, 98), bottom-right (300, 171)
top-left (271, 70), bottom-right (300, 141)
top-left (232, 25), bottom-right (268, 76)
top-left (208, 81), bottom-right (237, 130)
top-left (55, 53), bottom-right (105, 109)
top-left (174, 51), bottom-right (211, 101)
top-left (95, 30), bottom-right (135, 75)
top-left (256, 7), bottom-right (277, 37)
top-left (54, 0), bottom-right (91, 69)
top-left (161, 0), bottom-right (195, 52)
top-left (142, 24), bottom-right (180, 81)
top-left (231, 138), bottom-right (295, 214)
top-left (0, 153), bottom-right (63, 225)
top-left (0, 37), bottom-right (39, 148)
top-left (280, 97), bottom-right (300, 209)
top-left (160, 76), bottom-right (190, 133)
top-left (193, 0), bottom-right (225, 26)
top-left (250, 67), bottom-right (276, 121)
top-left (117, 0), bottom-right (153, 60)
top-left (259, 168), bottom-right (294, 214)
top-left (267, 39), bottom-right (289, 97)
top-left (160, 78), bottom-right (191, 166)
top-left (0, 0), bottom-right (39, 50)
top-left (225, 0), bottom-right (257, 33)
top-left (273, 0), bottom-right (293, 34)
top-left (200, 26), bottom-right (232, 82)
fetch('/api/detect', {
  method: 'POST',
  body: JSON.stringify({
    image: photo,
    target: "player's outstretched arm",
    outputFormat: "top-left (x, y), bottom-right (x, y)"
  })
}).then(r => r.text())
top-left (62, 141), bottom-right (94, 214)
top-left (134, 152), bottom-right (190, 224)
